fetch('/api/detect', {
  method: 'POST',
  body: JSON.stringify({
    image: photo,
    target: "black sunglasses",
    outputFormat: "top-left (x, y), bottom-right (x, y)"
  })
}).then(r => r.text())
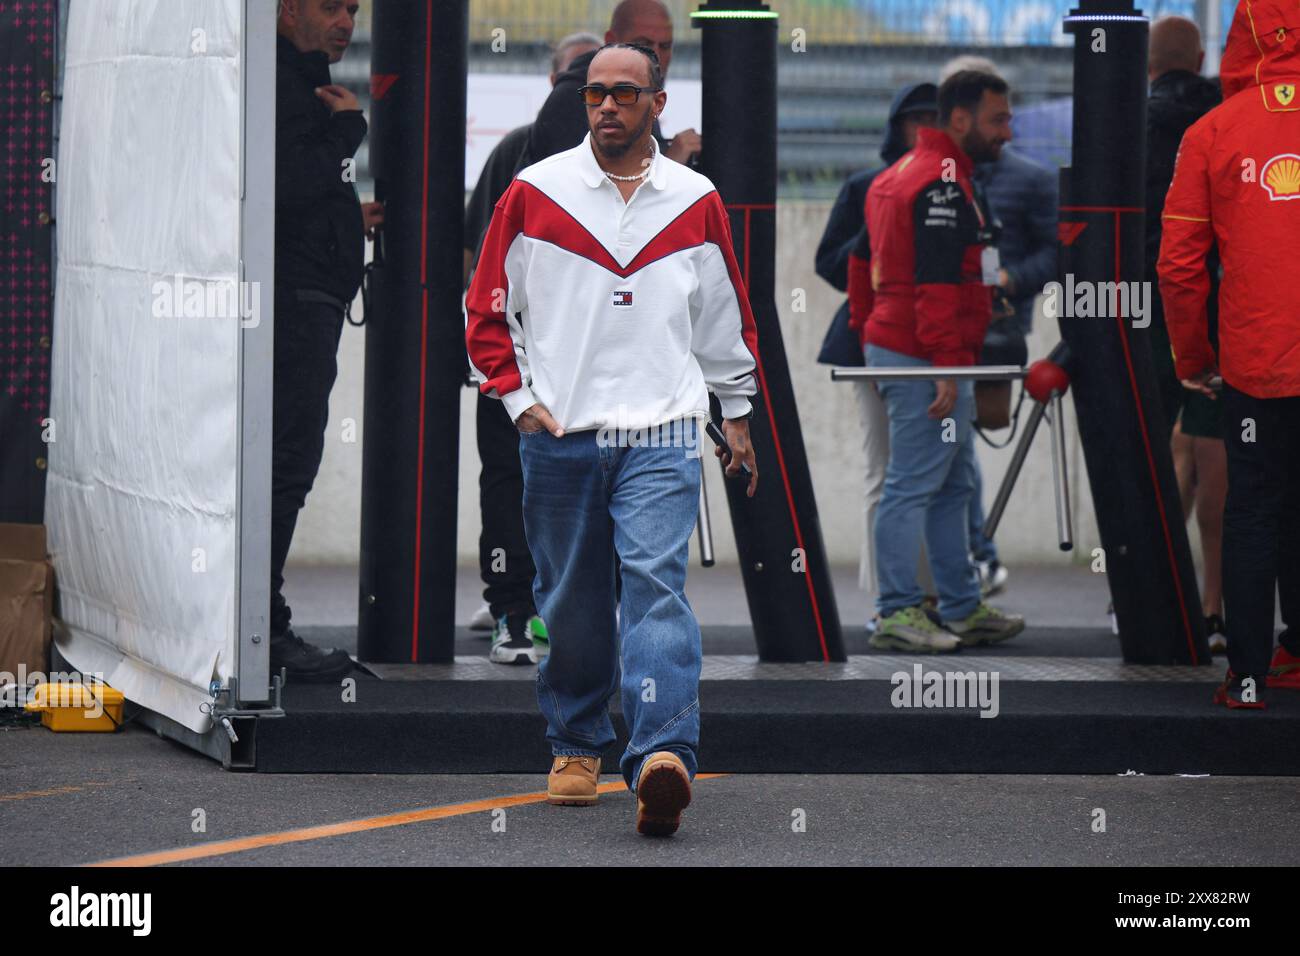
top-left (578, 83), bottom-right (660, 107)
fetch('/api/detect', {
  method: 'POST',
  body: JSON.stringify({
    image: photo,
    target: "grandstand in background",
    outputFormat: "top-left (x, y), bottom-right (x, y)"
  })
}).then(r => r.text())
top-left (332, 0), bottom-right (1228, 197)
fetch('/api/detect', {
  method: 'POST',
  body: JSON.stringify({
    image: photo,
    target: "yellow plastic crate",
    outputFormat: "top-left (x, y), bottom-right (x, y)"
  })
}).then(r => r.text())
top-left (24, 681), bottom-right (124, 732)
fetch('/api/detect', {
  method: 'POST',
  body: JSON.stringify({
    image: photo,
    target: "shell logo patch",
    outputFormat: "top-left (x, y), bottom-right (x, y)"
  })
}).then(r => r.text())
top-left (1276, 83), bottom-right (1296, 107)
top-left (1261, 154), bottom-right (1300, 200)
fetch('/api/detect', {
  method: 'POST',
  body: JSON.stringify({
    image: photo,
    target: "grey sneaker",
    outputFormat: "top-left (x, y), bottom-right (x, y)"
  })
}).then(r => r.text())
top-left (944, 602), bottom-right (1025, 646)
top-left (869, 606), bottom-right (962, 653)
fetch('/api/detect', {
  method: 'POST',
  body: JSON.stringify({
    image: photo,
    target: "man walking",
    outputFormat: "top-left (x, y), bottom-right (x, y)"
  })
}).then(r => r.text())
top-left (465, 43), bottom-right (759, 836)
top-left (862, 70), bottom-right (1025, 652)
top-left (271, 0), bottom-right (379, 681)
top-left (1158, 0), bottom-right (1300, 709)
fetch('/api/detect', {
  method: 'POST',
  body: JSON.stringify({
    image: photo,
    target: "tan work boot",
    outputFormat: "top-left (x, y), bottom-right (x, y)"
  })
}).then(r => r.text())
top-left (547, 755), bottom-right (600, 806)
top-left (635, 751), bottom-right (692, 837)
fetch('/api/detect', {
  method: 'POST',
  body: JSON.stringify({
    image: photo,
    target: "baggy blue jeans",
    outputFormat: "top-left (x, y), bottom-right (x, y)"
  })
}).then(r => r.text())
top-left (518, 419), bottom-right (702, 792)
top-left (867, 343), bottom-right (982, 622)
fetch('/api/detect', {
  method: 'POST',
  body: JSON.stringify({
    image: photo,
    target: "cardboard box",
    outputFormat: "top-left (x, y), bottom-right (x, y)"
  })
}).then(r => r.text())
top-left (0, 523), bottom-right (55, 682)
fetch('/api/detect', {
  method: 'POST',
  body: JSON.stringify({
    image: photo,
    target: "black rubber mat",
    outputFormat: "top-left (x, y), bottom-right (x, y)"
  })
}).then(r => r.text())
top-left (300, 624), bottom-right (1127, 659)
top-left (256, 673), bottom-right (1300, 775)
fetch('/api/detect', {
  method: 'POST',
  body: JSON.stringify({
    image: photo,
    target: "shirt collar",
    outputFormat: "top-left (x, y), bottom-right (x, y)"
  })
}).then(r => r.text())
top-left (579, 130), bottom-right (667, 191)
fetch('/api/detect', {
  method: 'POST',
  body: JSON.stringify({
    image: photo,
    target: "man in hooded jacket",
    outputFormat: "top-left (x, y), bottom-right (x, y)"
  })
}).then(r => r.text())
top-left (1158, 0), bottom-right (1300, 709)
top-left (814, 83), bottom-right (938, 621)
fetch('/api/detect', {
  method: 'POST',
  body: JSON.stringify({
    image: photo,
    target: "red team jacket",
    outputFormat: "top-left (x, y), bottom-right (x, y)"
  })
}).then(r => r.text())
top-left (846, 127), bottom-right (993, 367)
top-left (1158, 0), bottom-right (1300, 399)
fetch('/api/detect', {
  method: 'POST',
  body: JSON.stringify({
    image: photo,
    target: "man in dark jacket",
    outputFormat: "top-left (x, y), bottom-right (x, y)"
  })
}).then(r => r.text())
top-left (460, 32), bottom-right (599, 663)
top-left (816, 84), bottom-right (938, 365)
top-left (517, 0), bottom-right (699, 172)
top-left (1145, 16), bottom-right (1222, 434)
top-left (816, 83), bottom-right (937, 617)
top-left (271, 0), bottom-right (376, 681)
top-left (862, 71), bottom-right (1025, 653)
top-left (1146, 16), bottom-right (1227, 652)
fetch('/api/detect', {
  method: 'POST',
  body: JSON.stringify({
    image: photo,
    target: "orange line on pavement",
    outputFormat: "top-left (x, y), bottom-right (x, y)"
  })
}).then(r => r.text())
top-left (88, 774), bottom-right (728, 867)
top-left (0, 784), bottom-right (89, 802)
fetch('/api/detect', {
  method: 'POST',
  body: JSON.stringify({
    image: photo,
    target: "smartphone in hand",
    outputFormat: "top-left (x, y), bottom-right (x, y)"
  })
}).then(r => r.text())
top-left (705, 420), bottom-right (752, 478)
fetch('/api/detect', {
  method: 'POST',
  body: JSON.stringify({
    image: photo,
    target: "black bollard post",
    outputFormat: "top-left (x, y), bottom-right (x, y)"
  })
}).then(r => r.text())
top-left (359, 1), bottom-right (467, 663)
top-left (1058, 0), bottom-right (1206, 664)
top-left (692, 1), bottom-right (844, 662)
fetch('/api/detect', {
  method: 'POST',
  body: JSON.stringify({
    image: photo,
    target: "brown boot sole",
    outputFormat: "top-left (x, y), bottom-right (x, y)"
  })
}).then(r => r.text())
top-left (547, 792), bottom-right (598, 807)
top-left (636, 762), bottom-right (691, 836)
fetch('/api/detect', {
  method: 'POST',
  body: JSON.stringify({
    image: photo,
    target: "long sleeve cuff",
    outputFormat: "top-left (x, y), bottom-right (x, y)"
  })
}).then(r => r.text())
top-left (718, 394), bottom-right (754, 421)
top-left (501, 384), bottom-right (539, 423)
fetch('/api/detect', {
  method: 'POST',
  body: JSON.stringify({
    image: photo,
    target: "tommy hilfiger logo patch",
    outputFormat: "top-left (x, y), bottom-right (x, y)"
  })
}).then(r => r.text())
top-left (612, 290), bottom-right (633, 306)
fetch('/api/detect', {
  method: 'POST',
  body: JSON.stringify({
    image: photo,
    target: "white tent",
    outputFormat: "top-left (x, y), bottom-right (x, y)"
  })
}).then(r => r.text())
top-left (47, 0), bottom-right (273, 736)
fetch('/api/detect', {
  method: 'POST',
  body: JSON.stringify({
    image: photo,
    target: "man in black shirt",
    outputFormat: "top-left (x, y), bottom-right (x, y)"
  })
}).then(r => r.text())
top-left (461, 32), bottom-right (600, 662)
top-left (1144, 15), bottom-right (1226, 651)
top-left (272, 0), bottom-right (379, 681)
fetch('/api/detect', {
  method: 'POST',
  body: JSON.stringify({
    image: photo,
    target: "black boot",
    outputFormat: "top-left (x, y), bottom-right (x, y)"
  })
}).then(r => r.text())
top-left (269, 628), bottom-right (354, 684)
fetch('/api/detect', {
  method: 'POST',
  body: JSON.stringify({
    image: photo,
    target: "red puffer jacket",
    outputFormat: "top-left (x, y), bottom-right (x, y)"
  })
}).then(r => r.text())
top-left (1158, 0), bottom-right (1300, 399)
top-left (853, 127), bottom-right (993, 367)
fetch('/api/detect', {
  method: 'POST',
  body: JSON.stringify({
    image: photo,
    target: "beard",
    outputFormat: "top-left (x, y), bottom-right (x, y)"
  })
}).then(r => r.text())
top-left (593, 107), bottom-right (654, 160)
top-left (962, 127), bottom-right (1004, 163)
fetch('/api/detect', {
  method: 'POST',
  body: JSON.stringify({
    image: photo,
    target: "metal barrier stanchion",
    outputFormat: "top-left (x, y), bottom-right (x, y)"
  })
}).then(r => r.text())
top-left (983, 399), bottom-right (1046, 539)
top-left (1048, 390), bottom-right (1073, 551)
top-left (831, 357), bottom-right (1074, 552)
top-left (831, 365), bottom-right (1026, 383)
top-left (697, 456), bottom-right (715, 568)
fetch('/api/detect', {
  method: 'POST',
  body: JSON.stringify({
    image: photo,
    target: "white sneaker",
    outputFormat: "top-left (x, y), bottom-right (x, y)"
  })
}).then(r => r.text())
top-left (469, 601), bottom-right (494, 632)
top-left (977, 560), bottom-right (1009, 598)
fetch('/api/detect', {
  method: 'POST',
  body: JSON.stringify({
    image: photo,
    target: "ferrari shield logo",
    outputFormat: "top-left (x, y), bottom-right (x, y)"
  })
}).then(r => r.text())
top-left (1276, 83), bottom-right (1296, 106)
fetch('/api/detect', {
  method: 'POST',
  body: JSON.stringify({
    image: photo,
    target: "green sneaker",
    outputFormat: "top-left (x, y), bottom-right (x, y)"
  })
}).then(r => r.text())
top-left (869, 606), bottom-right (962, 653)
top-left (944, 602), bottom-right (1024, 647)
top-left (528, 614), bottom-right (550, 657)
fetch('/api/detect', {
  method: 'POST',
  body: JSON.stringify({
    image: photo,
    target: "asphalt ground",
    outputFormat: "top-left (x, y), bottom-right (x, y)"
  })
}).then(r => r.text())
top-left (5, 565), bottom-right (1293, 869)
top-left (3, 721), bottom-right (1297, 867)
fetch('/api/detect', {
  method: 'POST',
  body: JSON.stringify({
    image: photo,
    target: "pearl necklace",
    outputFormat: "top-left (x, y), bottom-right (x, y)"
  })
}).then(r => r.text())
top-left (603, 142), bottom-right (656, 181)
top-left (606, 167), bottom-right (650, 182)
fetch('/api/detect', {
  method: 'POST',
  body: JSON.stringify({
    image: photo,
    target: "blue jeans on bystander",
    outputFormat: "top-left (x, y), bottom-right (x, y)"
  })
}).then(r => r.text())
top-left (867, 343), bottom-right (982, 622)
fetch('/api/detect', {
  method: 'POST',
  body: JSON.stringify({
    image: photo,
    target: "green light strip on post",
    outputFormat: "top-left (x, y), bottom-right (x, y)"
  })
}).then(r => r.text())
top-left (689, 10), bottom-right (780, 19)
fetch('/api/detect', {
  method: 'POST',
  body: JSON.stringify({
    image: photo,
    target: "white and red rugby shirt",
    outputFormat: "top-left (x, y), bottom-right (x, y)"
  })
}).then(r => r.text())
top-left (465, 130), bottom-right (760, 433)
